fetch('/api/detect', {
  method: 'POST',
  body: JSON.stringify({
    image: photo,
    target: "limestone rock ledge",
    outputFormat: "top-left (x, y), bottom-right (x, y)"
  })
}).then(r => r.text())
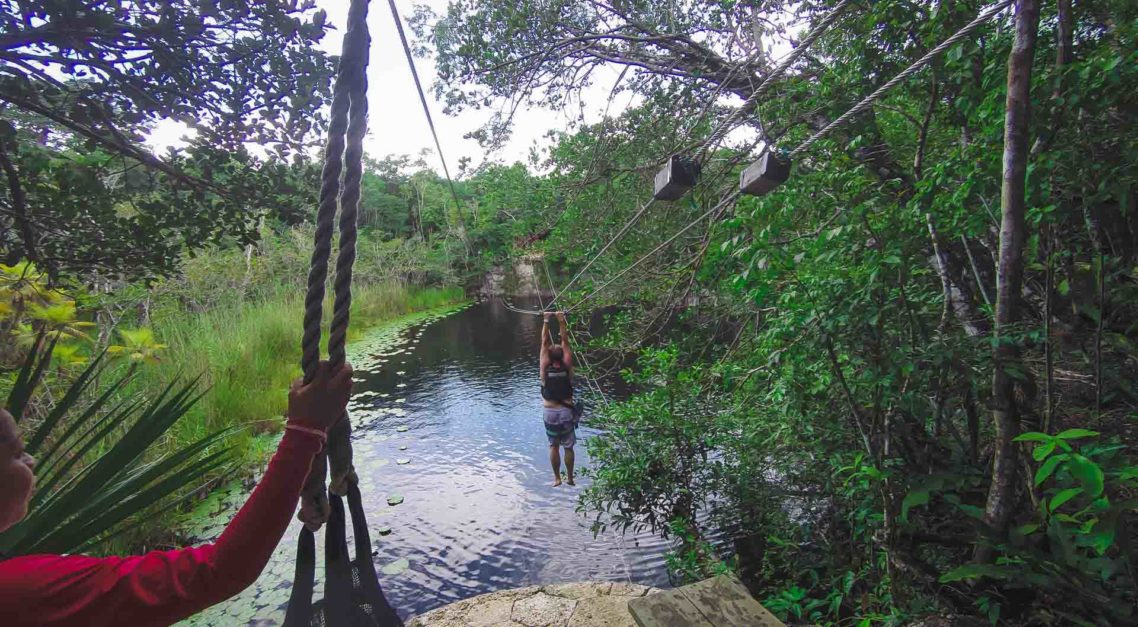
top-left (407, 582), bottom-right (663, 627)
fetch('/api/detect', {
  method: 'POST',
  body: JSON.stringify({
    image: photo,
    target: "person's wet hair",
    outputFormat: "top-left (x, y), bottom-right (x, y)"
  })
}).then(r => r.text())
top-left (549, 346), bottom-right (564, 362)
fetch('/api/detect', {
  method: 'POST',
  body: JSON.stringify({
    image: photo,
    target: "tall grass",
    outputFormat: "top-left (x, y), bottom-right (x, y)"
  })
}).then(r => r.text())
top-left (135, 281), bottom-right (464, 464)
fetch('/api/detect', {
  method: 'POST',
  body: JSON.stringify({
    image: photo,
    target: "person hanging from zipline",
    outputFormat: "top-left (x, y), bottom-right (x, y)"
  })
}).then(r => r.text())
top-left (540, 311), bottom-right (581, 487)
top-left (0, 361), bottom-right (354, 627)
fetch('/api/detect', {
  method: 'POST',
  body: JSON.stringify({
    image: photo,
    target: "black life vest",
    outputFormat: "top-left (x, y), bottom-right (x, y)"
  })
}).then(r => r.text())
top-left (542, 359), bottom-right (573, 402)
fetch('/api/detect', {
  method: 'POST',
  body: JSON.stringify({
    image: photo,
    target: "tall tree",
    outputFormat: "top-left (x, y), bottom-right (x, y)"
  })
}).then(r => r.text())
top-left (981, 0), bottom-right (1042, 554)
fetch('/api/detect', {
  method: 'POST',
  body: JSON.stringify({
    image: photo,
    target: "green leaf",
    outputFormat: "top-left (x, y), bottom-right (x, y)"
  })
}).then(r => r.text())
top-left (0, 340), bottom-right (227, 556)
top-left (1035, 454), bottom-right (1067, 486)
top-left (1049, 487), bottom-right (1083, 513)
top-left (1014, 431), bottom-right (1052, 443)
top-left (1033, 440), bottom-right (1057, 461)
top-left (901, 489), bottom-right (930, 522)
top-left (1055, 428), bottom-right (1099, 440)
top-left (1015, 523), bottom-right (1040, 536)
top-left (1068, 454), bottom-right (1105, 497)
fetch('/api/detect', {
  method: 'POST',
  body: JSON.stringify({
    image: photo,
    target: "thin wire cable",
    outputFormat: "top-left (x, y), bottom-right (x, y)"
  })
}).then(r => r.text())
top-left (387, 0), bottom-right (463, 212)
top-left (552, 0), bottom-right (998, 316)
top-left (500, 298), bottom-right (545, 315)
top-left (546, 2), bottom-right (852, 310)
top-left (543, 258), bottom-right (610, 407)
top-left (698, 0), bottom-right (855, 158)
top-left (550, 196), bottom-right (658, 307)
top-left (567, 189), bottom-right (742, 313)
top-left (790, 0), bottom-right (1012, 158)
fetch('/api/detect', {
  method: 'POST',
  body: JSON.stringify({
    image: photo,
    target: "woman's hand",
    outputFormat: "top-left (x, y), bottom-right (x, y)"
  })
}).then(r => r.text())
top-left (287, 361), bottom-right (354, 433)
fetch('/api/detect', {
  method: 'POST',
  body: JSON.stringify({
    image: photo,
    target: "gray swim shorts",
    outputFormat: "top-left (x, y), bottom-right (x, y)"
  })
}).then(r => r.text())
top-left (543, 407), bottom-right (576, 448)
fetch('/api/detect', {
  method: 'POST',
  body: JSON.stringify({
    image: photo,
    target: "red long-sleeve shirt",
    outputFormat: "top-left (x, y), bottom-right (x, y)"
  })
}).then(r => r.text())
top-left (0, 429), bottom-right (322, 627)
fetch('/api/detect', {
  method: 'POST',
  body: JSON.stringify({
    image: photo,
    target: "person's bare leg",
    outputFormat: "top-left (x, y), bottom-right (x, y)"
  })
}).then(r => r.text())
top-left (564, 447), bottom-right (575, 485)
top-left (549, 445), bottom-right (562, 486)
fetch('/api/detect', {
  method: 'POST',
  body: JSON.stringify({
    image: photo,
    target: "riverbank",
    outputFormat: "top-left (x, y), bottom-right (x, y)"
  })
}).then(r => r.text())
top-left (175, 302), bottom-right (472, 626)
top-left (111, 283), bottom-right (466, 552)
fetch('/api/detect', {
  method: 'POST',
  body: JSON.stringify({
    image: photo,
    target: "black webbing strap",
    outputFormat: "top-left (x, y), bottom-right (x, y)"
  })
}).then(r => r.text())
top-left (283, 485), bottom-right (403, 626)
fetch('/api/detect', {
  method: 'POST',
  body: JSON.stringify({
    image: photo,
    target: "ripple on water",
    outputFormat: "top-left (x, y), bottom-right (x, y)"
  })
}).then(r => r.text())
top-left (174, 301), bottom-right (669, 625)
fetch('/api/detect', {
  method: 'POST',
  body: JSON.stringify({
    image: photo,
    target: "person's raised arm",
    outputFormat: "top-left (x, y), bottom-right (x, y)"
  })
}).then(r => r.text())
top-left (0, 362), bottom-right (353, 627)
top-left (556, 311), bottom-right (573, 368)
top-left (543, 311), bottom-right (557, 380)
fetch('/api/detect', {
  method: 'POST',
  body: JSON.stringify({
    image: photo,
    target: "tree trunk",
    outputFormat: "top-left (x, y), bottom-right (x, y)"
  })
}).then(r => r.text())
top-left (0, 145), bottom-right (39, 269)
top-left (979, 0), bottom-right (1041, 559)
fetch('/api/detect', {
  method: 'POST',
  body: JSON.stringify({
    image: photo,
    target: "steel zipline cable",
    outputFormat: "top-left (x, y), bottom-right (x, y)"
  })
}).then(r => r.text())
top-left (697, 0), bottom-right (856, 157)
top-left (387, 0), bottom-right (463, 213)
top-left (555, 0), bottom-right (1012, 313)
top-left (547, 196), bottom-right (657, 308)
top-left (541, 258), bottom-right (611, 406)
top-left (548, 0), bottom-right (854, 310)
top-left (565, 189), bottom-right (741, 313)
top-left (790, 0), bottom-right (1013, 158)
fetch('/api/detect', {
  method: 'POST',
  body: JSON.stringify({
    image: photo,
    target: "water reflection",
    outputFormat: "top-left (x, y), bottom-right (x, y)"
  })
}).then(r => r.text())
top-left (348, 299), bottom-right (669, 617)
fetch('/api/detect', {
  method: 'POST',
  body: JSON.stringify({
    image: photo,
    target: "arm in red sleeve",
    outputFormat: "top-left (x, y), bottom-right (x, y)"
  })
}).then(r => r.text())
top-left (0, 429), bottom-right (322, 627)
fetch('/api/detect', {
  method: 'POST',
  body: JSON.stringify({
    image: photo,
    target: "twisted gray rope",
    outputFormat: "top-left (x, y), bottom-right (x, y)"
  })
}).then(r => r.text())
top-left (299, 0), bottom-right (371, 528)
top-left (790, 0), bottom-right (1012, 158)
top-left (328, 26), bottom-right (370, 366)
top-left (699, 0), bottom-right (855, 157)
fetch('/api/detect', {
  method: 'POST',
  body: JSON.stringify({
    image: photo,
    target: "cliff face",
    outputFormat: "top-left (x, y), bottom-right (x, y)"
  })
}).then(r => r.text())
top-left (479, 256), bottom-right (554, 299)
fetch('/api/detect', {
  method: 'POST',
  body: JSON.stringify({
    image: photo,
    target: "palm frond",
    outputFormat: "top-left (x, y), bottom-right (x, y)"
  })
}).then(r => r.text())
top-left (0, 341), bottom-right (236, 556)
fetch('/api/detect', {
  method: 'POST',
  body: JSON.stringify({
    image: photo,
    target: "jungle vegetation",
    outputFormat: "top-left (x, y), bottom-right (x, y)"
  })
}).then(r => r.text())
top-left (2, 0), bottom-right (1136, 624)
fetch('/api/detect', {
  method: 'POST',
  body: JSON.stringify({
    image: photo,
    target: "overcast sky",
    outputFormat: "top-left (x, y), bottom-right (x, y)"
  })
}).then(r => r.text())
top-left (148, 0), bottom-right (630, 174)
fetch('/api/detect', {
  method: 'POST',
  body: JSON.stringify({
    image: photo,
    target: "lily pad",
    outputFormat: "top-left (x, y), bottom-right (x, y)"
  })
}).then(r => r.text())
top-left (387, 494), bottom-right (404, 506)
top-left (380, 557), bottom-right (410, 576)
top-left (397, 458), bottom-right (410, 465)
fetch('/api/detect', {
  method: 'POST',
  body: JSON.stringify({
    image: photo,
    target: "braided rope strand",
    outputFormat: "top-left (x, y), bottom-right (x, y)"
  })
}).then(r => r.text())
top-left (329, 0), bottom-right (371, 366)
top-left (299, 0), bottom-right (371, 528)
top-left (326, 0), bottom-right (371, 499)
top-left (301, 90), bottom-right (350, 384)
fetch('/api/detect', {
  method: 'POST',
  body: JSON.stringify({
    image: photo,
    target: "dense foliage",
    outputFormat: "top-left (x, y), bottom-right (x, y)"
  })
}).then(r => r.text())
top-left (0, 0), bottom-right (336, 279)
top-left (2, 0), bottom-right (1135, 623)
top-left (424, 0), bottom-right (1137, 623)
